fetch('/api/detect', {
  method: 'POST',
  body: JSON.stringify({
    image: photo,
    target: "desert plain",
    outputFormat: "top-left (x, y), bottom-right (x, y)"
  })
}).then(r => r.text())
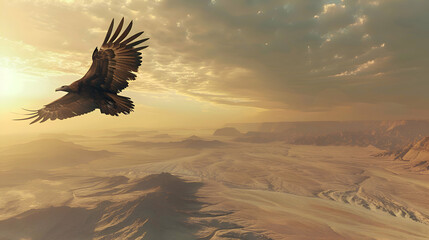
top-left (0, 121), bottom-right (428, 240)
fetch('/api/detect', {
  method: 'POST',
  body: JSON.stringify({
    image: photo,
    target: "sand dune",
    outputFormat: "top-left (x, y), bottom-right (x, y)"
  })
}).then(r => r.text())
top-left (0, 173), bottom-right (269, 240)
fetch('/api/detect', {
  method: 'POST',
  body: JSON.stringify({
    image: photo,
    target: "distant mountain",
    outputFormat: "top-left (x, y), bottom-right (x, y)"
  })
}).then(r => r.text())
top-left (38, 133), bottom-right (86, 139)
top-left (226, 120), bottom-right (429, 133)
top-left (179, 139), bottom-right (225, 148)
top-left (292, 132), bottom-right (408, 150)
top-left (213, 127), bottom-right (242, 137)
top-left (226, 120), bottom-right (429, 150)
top-left (109, 132), bottom-right (142, 138)
top-left (151, 134), bottom-right (171, 139)
top-left (117, 138), bottom-right (226, 149)
top-left (185, 135), bottom-right (202, 140)
top-left (0, 139), bottom-right (112, 169)
top-left (107, 130), bottom-right (158, 138)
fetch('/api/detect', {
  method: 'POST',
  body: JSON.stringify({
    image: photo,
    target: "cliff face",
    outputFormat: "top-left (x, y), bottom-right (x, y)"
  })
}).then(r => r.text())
top-left (399, 137), bottom-right (429, 171)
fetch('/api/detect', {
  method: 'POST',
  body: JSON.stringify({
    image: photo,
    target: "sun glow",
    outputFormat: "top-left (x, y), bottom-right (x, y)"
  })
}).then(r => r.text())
top-left (0, 66), bottom-right (23, 98)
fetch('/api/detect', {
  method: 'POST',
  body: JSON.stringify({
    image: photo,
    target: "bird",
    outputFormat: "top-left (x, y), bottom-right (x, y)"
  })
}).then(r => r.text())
top-left (16, 17), bottom-right (148, 124)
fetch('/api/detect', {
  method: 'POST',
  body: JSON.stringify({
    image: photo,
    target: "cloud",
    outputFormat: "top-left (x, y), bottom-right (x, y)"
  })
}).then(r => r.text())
top-left (128, 0), bottom-right (429, 113)
top-left (1, 0), bottom-right (429, 120)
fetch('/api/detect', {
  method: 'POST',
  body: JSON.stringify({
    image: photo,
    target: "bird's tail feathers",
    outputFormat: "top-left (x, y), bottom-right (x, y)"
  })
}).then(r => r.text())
top-left (101, 93), bottom-right (134, 116)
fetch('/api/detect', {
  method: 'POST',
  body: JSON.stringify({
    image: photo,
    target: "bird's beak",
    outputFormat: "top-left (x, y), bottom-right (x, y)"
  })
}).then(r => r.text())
top-left (55, 87), bottom-right (61, 92)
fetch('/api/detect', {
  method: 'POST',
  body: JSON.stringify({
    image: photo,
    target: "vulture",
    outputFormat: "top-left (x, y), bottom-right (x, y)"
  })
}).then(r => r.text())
top-left (17, 18), bottom-right (148, 124)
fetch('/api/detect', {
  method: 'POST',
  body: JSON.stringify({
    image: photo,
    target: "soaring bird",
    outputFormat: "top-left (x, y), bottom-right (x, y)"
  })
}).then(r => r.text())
top-left (17, 18), bottom-right (148, 124)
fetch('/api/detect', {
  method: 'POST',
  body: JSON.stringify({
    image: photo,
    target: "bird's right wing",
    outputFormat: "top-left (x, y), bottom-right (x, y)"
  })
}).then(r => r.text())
top-left (79, 18), bottom-right (148, 93)
top-left (15, 93), bottom-right (96, 124)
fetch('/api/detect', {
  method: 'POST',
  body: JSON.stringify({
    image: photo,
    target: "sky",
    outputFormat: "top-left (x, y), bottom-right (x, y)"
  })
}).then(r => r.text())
top-left (0, 0), bottom-right (428, 133)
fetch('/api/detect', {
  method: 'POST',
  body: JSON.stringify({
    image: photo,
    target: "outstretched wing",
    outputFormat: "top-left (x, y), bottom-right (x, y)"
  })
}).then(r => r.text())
top-left (82, 18), bottom-right (148, 93)
top-left (15, 93), bottom-right (96, 124)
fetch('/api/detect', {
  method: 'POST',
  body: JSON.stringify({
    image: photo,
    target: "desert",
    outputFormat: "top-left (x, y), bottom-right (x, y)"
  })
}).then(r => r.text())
top-left (0, 121), bottom-right (428, 239)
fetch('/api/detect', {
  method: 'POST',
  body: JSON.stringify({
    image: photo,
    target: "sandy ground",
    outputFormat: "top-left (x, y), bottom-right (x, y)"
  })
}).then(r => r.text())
top-left (0, 130), bottom-right (428, 239)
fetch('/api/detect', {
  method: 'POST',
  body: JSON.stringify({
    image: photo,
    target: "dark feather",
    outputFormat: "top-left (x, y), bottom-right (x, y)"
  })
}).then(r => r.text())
top-left (102, 19), bottom-right (114, 46)
top-left (14, 114), bottom-right (38, 121)
top-left (114, 21), bottom-right (133, 44)
top-left (121, 31), bottom-right (144, 45)
top-left (134, 46), bottom-right (149, 51)
top-left (127, 38), bottom-right (149, 48)
top-left (108, 17), bottom-right (124, 44)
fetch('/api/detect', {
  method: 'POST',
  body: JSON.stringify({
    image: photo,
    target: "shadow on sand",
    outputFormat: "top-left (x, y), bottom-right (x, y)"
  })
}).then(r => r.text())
top-left (0, 173), bottom-right (205, 240)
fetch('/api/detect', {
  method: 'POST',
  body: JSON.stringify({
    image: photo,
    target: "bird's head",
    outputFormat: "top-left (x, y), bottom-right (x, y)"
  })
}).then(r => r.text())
top-left (55, 85), bottom-right (72, 92)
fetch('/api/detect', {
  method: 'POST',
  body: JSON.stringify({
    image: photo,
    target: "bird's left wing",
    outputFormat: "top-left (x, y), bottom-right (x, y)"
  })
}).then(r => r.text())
top-left (15, 93), bottom-right (97, 124)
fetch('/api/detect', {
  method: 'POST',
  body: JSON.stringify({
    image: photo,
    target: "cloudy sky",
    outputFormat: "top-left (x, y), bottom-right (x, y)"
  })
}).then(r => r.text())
top-left (0, 0), bottom-right (428, 133)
